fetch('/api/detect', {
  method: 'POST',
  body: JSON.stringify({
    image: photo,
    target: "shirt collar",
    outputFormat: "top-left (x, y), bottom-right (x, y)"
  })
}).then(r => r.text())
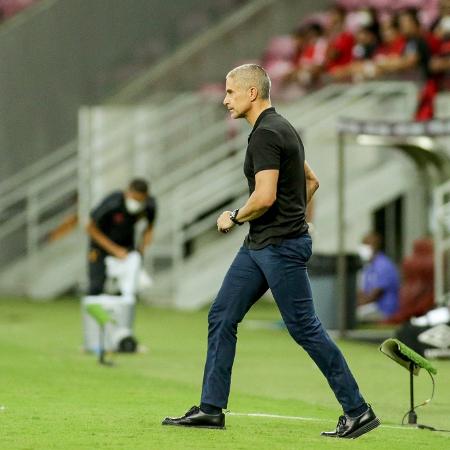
top-left (248, 107), bottom-right (276, 141)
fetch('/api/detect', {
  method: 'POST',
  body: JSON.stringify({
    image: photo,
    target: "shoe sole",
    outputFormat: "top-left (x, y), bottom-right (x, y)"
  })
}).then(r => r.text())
top-left (162, 422), bottom-right (225, 430)
top-left (346, 417), bottom-right (381, 439)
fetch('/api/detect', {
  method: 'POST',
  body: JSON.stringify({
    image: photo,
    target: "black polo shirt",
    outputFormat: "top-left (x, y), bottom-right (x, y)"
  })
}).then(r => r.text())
top-left (89, 191), bottom-right (156, 254)
top-left (243, 107), bottom-right (308, 250)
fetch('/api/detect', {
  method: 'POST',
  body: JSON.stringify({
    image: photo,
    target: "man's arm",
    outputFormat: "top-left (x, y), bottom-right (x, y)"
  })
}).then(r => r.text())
top-left (305, 160), bottom-right (319, 204)
top-left (217, 170), bottom-right (278, 232)
top-left (357, 288), bottom-right (384, 305)
top-left (430, 56), bottom-right (450, 72)
top-left (86, 220), bottom-right (128, 259)
top-left (376, 52), bottom-right (419, 74)
top-left (236, 169), bottom-right (278, 222)
top-left (139, 224), bottom-right (154, 254)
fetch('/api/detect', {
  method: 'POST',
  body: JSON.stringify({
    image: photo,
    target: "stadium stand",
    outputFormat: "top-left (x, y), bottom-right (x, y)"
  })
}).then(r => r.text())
top-left (211, 0), bottom-right (447, 121)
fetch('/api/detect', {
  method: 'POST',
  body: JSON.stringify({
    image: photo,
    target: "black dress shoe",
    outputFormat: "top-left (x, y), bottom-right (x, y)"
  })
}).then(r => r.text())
top-left (321, 405), bottom-right (380, 439)
top-left (162, 406), bottom-right (225, 429)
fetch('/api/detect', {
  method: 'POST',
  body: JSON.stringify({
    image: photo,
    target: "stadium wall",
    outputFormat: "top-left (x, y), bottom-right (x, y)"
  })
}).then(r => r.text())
top-left (0, 0), bottom-right (240, 180)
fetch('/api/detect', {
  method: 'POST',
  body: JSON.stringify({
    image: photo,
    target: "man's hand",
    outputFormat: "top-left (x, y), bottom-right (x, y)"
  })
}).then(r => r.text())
top-left (217, 211), bottom-right (235, 234)
top-left (113, 246), bottom-right (129, 259)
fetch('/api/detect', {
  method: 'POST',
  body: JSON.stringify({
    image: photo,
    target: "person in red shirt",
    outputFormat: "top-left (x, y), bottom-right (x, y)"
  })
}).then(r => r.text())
top-left (287, 22), bottom-right (328, 87)
top-left (330, 25), bottom-right (379, 81)
top-left (325, 5), bottom-right (355, 73)
top-left (297, 23), bottom-right (328, 68)
top-left (376, 9), bottom-right (430, 78)
top-left (375, 15), bottom-right (406, 59)
top-left (375, 9), bottom-right (433, 120)
top-left (347, 15), bottom-right (408, 81)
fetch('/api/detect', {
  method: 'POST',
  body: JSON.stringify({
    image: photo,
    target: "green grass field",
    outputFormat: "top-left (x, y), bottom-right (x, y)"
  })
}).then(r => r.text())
top-left (0, 297), bottom-right (449, 450)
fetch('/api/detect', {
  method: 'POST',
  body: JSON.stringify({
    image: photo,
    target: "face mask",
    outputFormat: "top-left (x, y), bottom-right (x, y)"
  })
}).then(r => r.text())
top-left (441, 16), bottom-right (450, 34)
top-left (358, 244), bottom-right (373, 262)
top-left (125, 197), bottom-right (145, 215)
top-left (356, 11), bottom-right (372, 27)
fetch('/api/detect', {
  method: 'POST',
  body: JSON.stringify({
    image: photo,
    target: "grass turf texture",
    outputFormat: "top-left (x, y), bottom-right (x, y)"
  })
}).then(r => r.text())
top-left (0, 298), bottom-right (449, 450)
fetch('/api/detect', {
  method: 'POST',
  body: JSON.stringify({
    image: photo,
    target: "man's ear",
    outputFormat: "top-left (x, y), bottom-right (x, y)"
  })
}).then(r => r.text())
top-left (248, 86), bottom-right (258, 102)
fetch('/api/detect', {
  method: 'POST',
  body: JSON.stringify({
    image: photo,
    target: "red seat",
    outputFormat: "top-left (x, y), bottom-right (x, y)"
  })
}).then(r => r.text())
top-left (384, 238), bottom-right (435, 324)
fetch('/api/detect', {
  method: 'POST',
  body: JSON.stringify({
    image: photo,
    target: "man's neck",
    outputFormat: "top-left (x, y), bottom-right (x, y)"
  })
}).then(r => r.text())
top-left (245, 101), bottom-right (272, 126)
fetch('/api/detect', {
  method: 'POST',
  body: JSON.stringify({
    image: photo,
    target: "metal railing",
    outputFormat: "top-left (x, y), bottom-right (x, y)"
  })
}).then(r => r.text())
top-left (434, 179), bottom-right (450, 306)
top-left (0, 140), bottom-right (78, 271)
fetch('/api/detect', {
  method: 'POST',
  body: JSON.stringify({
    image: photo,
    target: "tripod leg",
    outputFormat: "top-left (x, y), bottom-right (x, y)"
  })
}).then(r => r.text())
top-left (408, 363), bottom-right (417, 425)
top-left (98, 324), bottom-right (114, 366)
top-left (99, 325), bottom-right (105, 364)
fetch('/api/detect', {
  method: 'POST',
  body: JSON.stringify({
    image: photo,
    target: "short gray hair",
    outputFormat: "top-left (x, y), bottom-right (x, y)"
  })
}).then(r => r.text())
top-left (226, 64), bottom-right (271, 100)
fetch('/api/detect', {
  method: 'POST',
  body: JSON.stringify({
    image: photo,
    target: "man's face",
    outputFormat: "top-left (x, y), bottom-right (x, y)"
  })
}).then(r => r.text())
top-left (381, 23), bottom-right (396, 44)
top-left (399, 14), bottom-right (417, 37)
top-left (126, 190), bottom-right (147, 203)
top-left (124, 189), bottom-right (148, 215)
top-left (328, 10), bottom-right (343, 29)
top-left (223, 76), bottom-right (252, 119)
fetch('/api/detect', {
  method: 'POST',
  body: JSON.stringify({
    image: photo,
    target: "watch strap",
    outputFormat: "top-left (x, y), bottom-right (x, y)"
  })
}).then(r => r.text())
top-left (230, 209), bottom-right (243, 225)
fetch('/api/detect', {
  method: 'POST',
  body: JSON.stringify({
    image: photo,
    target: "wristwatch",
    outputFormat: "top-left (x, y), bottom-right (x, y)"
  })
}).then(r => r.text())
top-left (230, 209), bottom-right (243, 226)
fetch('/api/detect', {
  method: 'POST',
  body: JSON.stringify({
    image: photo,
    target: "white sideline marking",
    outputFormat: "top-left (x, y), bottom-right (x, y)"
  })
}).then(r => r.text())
top-left (228, 412), bottom-right (416, 430)
top-left (229, 412), bottom-right (330, 423)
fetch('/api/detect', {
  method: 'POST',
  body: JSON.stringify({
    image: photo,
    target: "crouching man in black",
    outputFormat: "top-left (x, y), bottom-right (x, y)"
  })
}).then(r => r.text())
top-left (86, 178), bottom-right (156, 295)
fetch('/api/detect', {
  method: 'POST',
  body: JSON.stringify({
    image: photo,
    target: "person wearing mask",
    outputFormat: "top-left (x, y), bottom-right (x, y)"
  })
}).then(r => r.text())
top-left (325, 5), bottom-right (355, 74)
top-left (357, 232), bottom-right (400, 322)
top-left (85, 178), bottom-right (156, 296)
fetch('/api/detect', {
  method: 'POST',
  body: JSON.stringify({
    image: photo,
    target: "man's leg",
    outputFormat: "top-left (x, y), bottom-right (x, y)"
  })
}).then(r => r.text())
top-left (250, 235), bottom-right (365, 415)
top-left (88, 249), bottom-right (106, 295)
top-left (201, 246), bottom-right (268, 410)
top-left (162, 246), bottom-right (268, 428)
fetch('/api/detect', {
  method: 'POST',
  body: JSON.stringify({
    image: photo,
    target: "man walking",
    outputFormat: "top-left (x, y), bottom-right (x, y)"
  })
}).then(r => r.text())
top-left (162, 64), bottom-right (379, 438)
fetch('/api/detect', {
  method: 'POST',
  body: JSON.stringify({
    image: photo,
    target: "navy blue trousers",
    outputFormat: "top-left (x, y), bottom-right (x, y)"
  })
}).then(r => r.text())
top-left (200, 233), bottom-right (366, 414)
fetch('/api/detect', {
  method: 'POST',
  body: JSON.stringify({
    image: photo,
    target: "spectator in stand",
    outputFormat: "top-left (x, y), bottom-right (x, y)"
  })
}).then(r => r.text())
top-left (425, 14), bottom-right (442, 57)
top-left (330, 25), bottom-right (380, 81)
top-left (287, 23), bottom-right (328, 87)
top-left (352, 26), bottom-right (379, 60)
top-left (324, 5), bottom-right (355, 74)
top-left (345, 15), bottom-right (406, 82)
top-left (351, 6), bottom-right (380, 42)
top-left (292, 24), bottom-right (309, 62)
top-left (374, 8), bottom-right (433, 120)
top-left (298, 24), bottom-right (328, 73)
top-left (429, 14), bottom-right (450, 90)
top-left (375, 15), bottom-right (406, 60)
top-left (357, 232), bottom-right (400, 323)
top-left (375, 9), bottom-right (430, 80)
